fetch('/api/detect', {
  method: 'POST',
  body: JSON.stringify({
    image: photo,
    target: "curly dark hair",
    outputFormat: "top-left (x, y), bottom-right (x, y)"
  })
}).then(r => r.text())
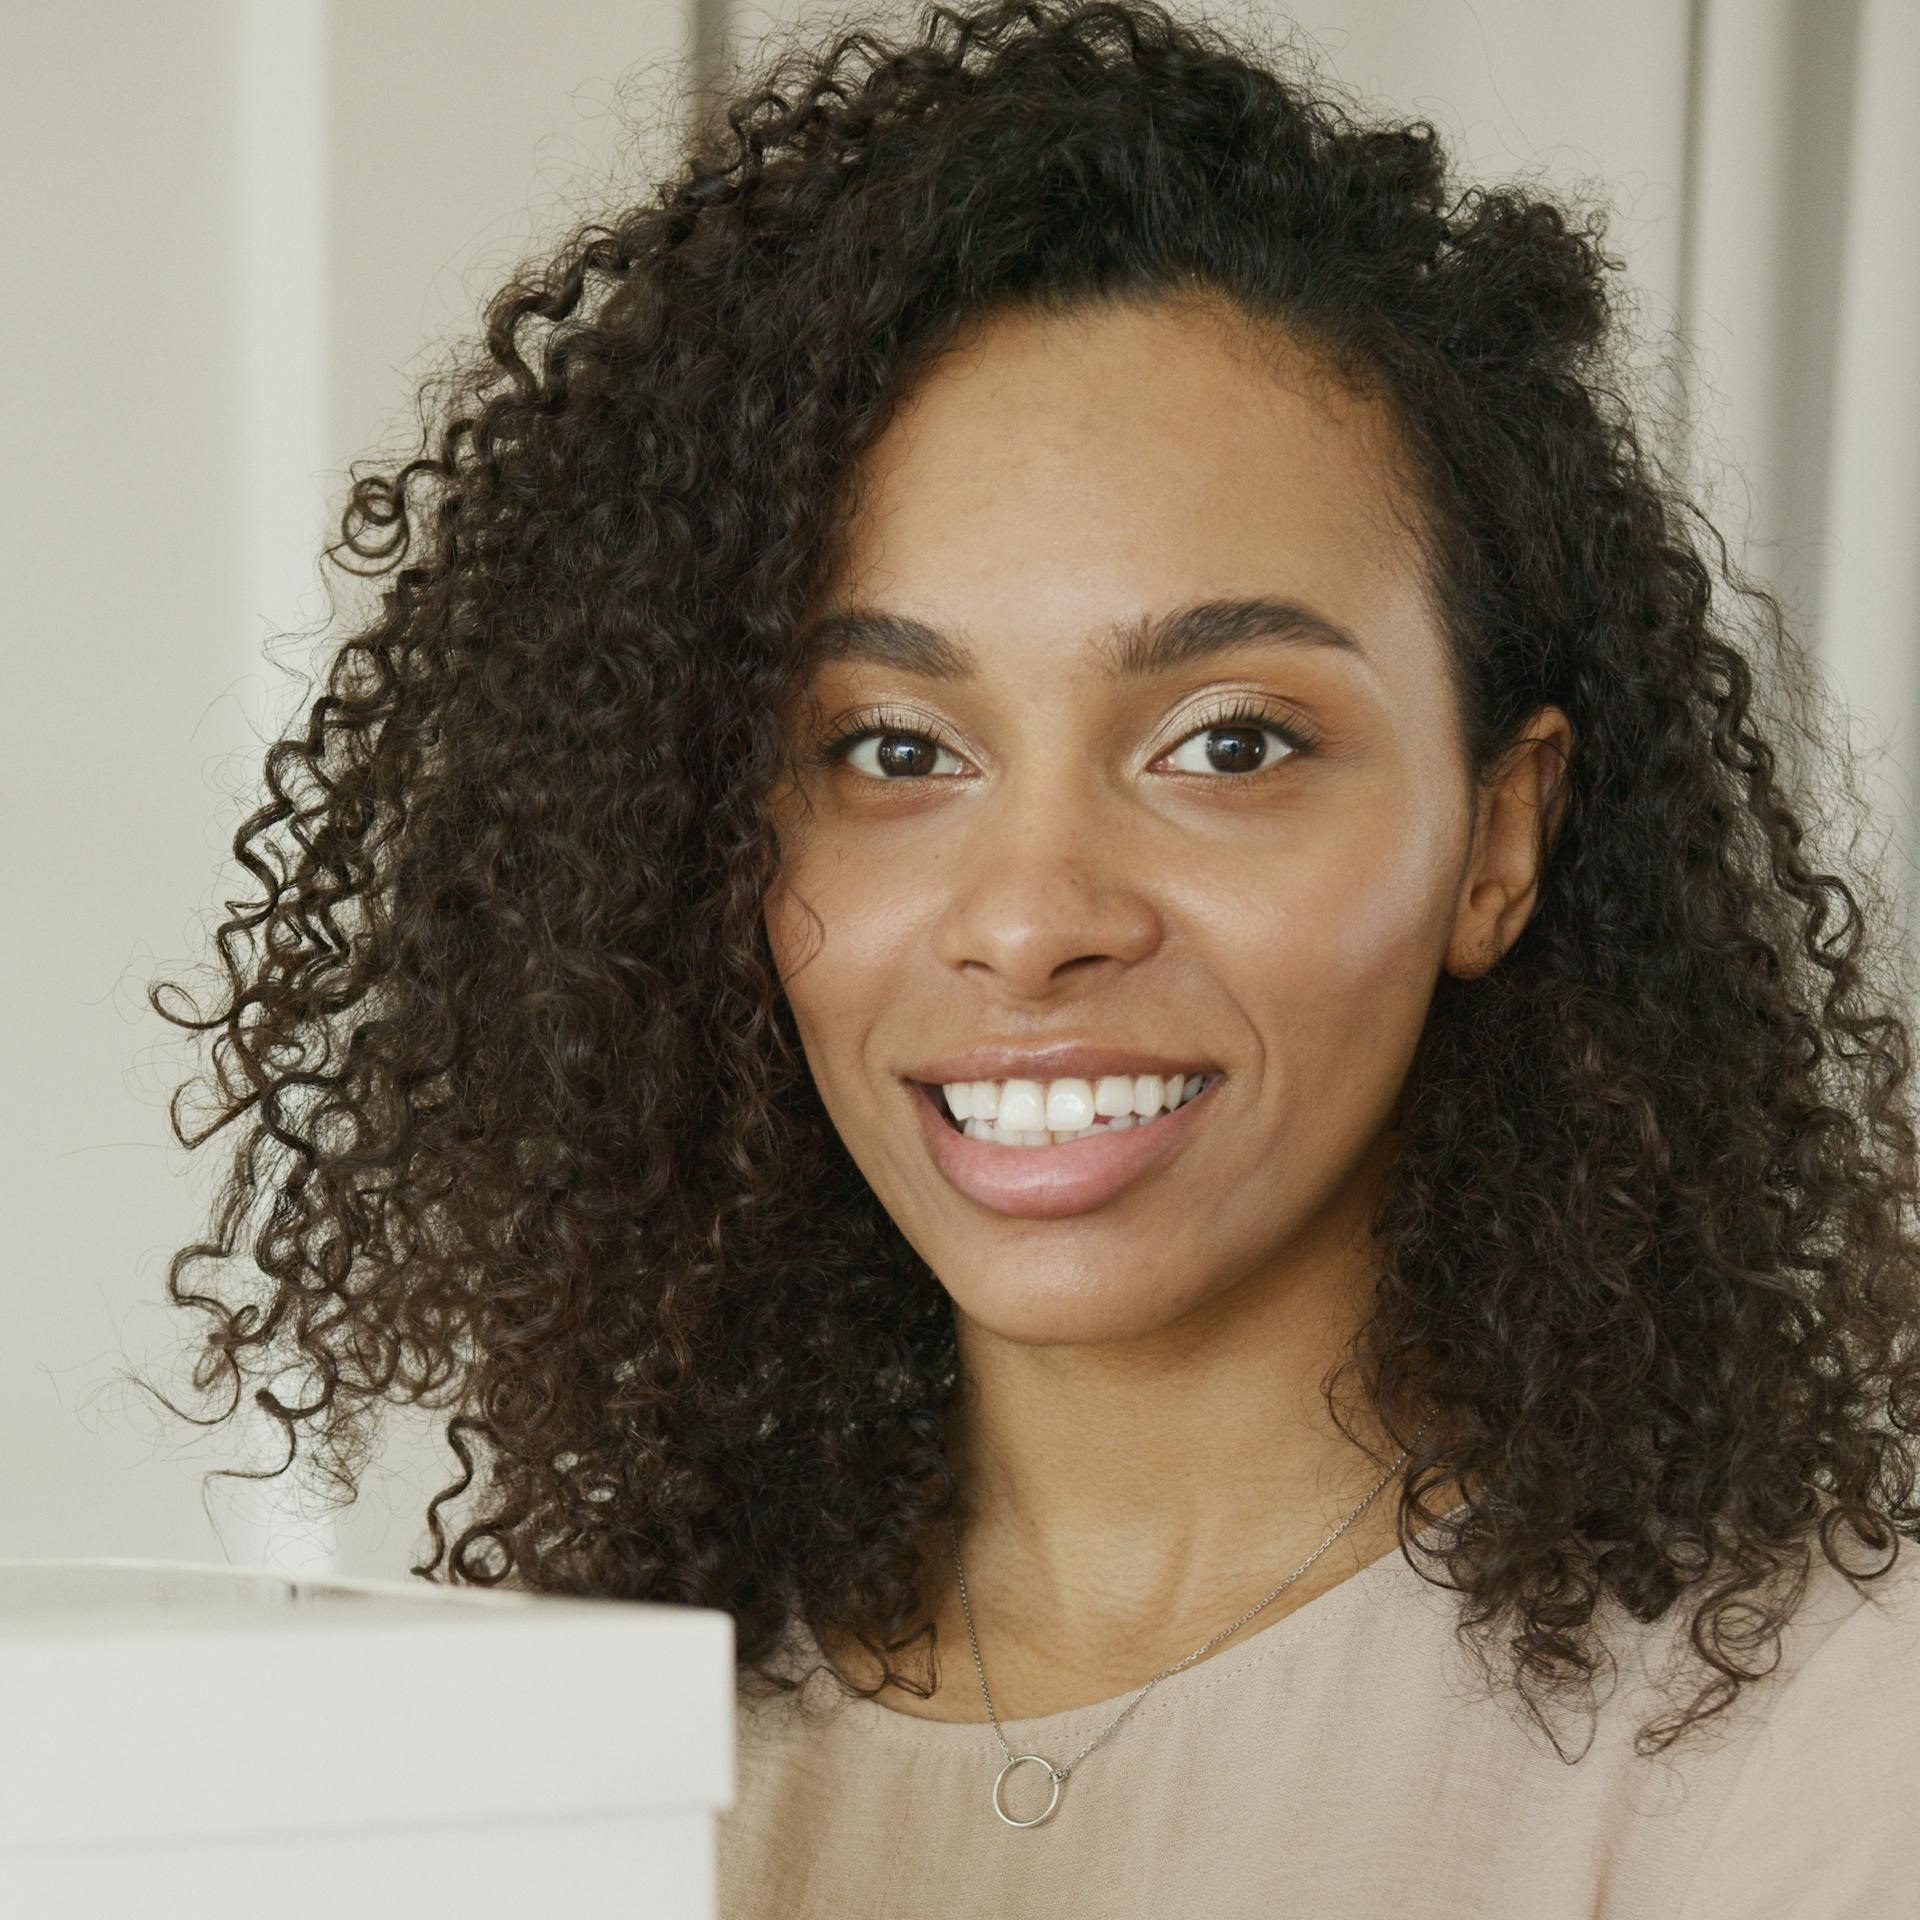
top-left (139, 0), bottom-right (1920, 1763)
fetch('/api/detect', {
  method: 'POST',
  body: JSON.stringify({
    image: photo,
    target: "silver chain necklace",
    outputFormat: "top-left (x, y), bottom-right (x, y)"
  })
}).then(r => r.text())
top-left (948, 1419), bottom-right (1431, 1829)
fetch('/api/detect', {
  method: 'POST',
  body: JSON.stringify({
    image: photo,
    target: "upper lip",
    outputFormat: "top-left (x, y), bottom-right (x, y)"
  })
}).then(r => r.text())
top-left (901, 1042), bottom-right (1222, 1085)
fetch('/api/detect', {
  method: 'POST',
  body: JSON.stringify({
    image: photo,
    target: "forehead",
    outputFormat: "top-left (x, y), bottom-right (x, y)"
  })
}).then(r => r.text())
top-left (816, 296), bottom-right (1436, 684)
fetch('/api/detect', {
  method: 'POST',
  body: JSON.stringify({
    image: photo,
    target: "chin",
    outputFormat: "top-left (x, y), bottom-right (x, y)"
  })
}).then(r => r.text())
top-left (942, 1261), bottom-right (1203, 1347)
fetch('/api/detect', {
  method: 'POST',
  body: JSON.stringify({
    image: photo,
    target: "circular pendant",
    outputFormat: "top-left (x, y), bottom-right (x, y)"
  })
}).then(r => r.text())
top-left (992, 1751), bottom-right (1065, 1828)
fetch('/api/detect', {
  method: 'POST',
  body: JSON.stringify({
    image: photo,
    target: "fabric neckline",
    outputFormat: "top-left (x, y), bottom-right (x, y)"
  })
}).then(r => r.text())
top-left (797, 1499), bottom-right (1470, 1749)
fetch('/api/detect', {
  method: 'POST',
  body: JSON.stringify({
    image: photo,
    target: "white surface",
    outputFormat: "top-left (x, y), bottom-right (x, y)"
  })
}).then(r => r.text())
top-left (3, 1812), bottom-right (716, 1920)
top-left (0, 1558), bottom-right (736, 1919)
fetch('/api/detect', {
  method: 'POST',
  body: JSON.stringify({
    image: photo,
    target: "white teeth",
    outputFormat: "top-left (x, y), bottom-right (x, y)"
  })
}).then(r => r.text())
top-left (940, 1071), bottom-right (1212, 1128)
top-left (944, 1067), bottom-right (1213, 1121)
top-left (943, 1071), bottom-right (1216, 1146)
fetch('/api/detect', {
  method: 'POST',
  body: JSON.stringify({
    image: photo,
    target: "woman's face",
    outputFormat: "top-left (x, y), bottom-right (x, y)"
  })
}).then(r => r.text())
top-left (765, 295), bottom-right (1515, 1346)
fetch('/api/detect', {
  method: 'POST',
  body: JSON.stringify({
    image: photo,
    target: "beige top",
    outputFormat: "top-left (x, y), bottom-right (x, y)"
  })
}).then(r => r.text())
top-left (716, 1509), bottom-right (1920, 1917)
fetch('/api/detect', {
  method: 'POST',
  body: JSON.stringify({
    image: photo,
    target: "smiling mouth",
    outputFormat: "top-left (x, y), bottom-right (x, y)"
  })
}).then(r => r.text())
top-left (910, 1073), bottom-right (1221, 1144)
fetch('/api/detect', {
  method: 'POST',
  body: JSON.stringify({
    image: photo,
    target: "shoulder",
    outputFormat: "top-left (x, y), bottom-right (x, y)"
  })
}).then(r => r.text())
top-left (1673, 1536), bottom-right (1920, 1920)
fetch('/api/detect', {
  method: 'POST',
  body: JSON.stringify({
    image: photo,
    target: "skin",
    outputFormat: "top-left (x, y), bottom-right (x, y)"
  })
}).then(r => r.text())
top-left (763, 292), bottom-right (1571, 1720)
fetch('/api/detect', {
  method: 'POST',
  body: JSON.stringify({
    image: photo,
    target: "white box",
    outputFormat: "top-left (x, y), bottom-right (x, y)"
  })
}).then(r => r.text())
top-left (0, 1557), bottom-right (737, 1919)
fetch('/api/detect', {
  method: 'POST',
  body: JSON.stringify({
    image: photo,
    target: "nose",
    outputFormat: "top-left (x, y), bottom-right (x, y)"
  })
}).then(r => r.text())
top-left (927, 772), bottom-right (1163, 997)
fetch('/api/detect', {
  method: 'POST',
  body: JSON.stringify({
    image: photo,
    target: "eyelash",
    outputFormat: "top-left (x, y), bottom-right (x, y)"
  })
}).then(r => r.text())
top-left (812, 697), bottom-right (1322, 779)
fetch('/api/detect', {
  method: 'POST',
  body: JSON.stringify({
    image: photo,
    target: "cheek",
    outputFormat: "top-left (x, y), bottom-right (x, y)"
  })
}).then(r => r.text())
top-left (763, 844), bottom-right (924, 1071)
top-left (1219, 803), bottom-right (1453, 1062)
top-left (762, 868), bottom-right (819, 987)
top-left (1327, 820), bottom-right (1454, 999)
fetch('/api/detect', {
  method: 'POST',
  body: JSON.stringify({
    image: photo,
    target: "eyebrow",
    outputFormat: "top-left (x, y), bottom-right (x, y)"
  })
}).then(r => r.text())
top-left (802, 595), bottom-right (1366, 681)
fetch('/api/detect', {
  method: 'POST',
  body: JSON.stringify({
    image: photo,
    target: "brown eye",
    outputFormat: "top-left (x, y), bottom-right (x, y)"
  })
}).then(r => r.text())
top-left (1162, 703), bottom-right (1317, 776)
top-left (1177, 725), bottom-right (1272, 774)
top-left (864, 733), bottom-right (955, 778)
top-left (821, 721), bottom-right (966, 779)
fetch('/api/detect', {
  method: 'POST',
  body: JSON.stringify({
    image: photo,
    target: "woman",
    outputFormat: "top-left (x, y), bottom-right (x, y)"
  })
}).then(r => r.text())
top-left (146, 1), bottom-right (1920, 1912)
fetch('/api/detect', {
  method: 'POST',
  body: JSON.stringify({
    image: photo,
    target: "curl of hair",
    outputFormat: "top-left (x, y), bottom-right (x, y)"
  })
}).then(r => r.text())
top-left (140, 0), bottom-right (1920, 1761)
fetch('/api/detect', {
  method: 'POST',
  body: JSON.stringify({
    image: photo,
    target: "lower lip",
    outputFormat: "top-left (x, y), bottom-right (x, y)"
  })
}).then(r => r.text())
top-left (906, 1077), bottom-right (1223, 1220)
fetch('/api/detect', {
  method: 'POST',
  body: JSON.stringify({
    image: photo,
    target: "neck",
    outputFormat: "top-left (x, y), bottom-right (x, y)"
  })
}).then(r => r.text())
top-left (935, 1370), bottom-right (1438, 1679)
top-left (878, 1264), bottom-right (1461, 1716)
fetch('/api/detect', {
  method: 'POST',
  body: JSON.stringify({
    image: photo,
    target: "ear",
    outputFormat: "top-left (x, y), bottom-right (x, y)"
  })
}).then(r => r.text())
top-left (1443, 706), bottom-right (1573, 981)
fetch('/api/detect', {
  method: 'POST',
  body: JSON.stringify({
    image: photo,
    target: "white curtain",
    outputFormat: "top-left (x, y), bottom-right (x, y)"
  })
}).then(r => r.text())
top-left (1682, 0), bottom-right (1920, 932)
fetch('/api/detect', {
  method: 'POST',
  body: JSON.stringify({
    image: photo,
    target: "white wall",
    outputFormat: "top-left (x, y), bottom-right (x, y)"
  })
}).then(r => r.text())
top-left (1, 0), bottom-right (700, 1576)
top-left (3, 0), bottom-right (259, 1568)
top-left (6, 0), bottom-right (1912, 1579)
